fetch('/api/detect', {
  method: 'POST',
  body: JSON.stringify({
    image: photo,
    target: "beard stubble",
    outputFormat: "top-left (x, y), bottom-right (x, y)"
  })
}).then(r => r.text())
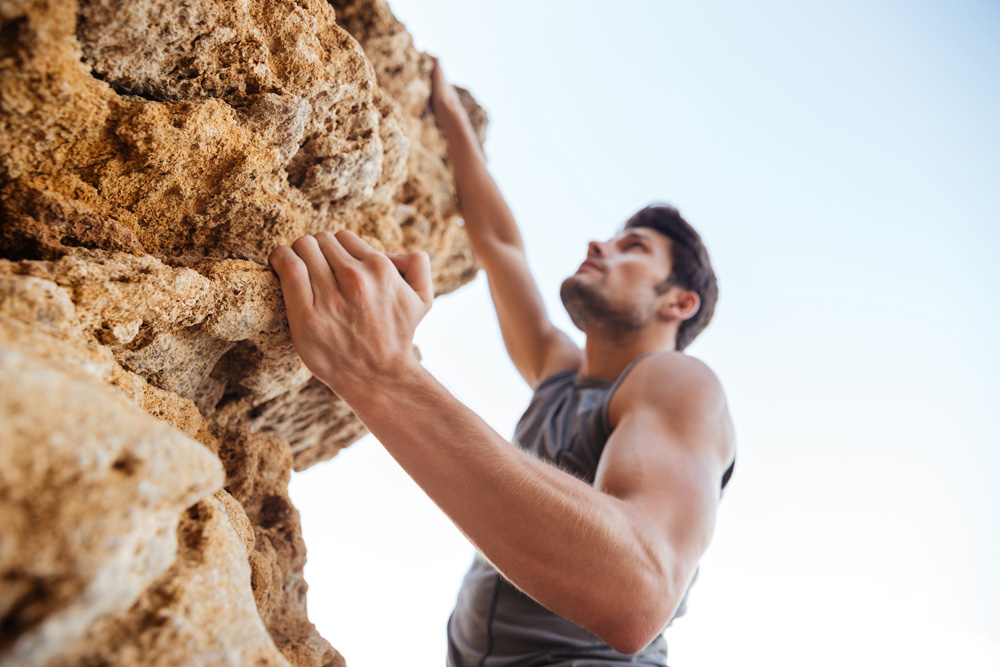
top-left (559, 275), bottom-right (655, 341)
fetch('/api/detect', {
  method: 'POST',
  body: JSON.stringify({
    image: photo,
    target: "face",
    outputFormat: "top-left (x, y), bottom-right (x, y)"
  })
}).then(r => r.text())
top-left (559, 227), bottom-right (674, 340)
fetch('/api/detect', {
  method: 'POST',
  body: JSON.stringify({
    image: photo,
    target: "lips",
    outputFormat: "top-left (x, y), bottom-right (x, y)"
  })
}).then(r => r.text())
top-left (577, 259), bottom-right (603, 273)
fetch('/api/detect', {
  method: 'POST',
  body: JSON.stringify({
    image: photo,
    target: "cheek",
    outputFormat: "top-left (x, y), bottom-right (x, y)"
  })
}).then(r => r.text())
top-left (615, 261), bottom-right (661, 288)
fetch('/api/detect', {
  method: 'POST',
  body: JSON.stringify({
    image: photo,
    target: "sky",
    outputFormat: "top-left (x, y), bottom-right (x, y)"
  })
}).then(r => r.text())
top-left (289, 1), bottom-right (1000, 665)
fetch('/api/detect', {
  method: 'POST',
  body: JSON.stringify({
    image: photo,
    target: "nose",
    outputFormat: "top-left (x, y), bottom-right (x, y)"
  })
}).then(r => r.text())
top-left (587, 240), bottom-right (606, 258)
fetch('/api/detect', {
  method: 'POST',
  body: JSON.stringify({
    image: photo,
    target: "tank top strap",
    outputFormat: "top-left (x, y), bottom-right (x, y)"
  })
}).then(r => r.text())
top-left (592, 351), bottom-right (664, 444)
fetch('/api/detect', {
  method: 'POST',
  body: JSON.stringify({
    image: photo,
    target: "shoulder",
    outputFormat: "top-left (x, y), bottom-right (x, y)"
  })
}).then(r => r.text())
top-left (607, 352), bottom-right (734, 461)
top-left (610, 352), bottom-right (726, 421)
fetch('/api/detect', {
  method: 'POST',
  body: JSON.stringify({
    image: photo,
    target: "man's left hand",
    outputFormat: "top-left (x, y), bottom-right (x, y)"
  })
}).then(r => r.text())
top-left (268, 230), bottom-right (433, 398)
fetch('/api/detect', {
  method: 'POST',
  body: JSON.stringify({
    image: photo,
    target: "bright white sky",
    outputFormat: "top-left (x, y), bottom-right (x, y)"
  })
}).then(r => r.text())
top-left (289, 1), bottom-right (1000, 665)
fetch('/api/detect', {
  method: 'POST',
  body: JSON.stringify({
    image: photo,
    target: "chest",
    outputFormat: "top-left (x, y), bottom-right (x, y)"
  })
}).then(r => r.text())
top-left (512, 380), bottom-right (612, 483)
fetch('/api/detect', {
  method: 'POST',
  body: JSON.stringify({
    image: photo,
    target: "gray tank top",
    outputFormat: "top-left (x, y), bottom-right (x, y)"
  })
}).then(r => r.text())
top-left (446, 357), bottom-right (734, 667)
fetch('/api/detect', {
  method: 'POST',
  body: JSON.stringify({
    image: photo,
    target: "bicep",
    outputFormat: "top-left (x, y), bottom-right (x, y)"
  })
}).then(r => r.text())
top-left (482, 244), bottom-right (581, 387)
top-left (593, 398), bottom-right (727, 605)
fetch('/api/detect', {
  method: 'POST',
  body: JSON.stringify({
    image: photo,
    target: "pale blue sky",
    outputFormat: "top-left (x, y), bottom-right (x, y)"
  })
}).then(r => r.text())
top-left (291, 2), bottom-right (1000, 664)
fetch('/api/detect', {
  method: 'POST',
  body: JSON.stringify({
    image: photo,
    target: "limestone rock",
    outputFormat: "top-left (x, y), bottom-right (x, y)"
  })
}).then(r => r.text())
top-left (218, 429), bottom-right (337, 666)
top-left (1, 0), bottom-right (484, 287)
top-left (0, 321), bottom-right (228, 665)
top-left (50, 497), bottom-right (302, 667)
top-left (0, 310), bottom-right (343, 666)
top-left (0, 0), bottom-right (487, 663)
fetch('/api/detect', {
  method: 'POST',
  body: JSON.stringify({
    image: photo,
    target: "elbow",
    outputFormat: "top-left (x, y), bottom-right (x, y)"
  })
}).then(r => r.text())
top-left (591, 577), bottom-right (680, 655)
top-left (598, 612), bottom-right (668, 656)
top-left (580, 528), bottom-right (696, 654)
top-left (603, 631), bottom-right (658, 657)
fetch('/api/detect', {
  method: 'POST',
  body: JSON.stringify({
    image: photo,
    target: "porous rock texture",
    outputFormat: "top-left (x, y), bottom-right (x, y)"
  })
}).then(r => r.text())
top-left (0, 0), bottom-right (485, 664)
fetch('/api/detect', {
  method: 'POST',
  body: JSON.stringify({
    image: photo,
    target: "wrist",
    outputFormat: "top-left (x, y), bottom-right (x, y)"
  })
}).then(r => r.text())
top-left (435, 101), bottom-right (473, 134)
top-left (320, 350), bottom-right (425, 409)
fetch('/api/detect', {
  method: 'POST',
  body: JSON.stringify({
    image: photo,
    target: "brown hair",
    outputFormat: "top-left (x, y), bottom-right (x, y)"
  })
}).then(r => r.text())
top-left (624, 204), bottom-right (718, 351)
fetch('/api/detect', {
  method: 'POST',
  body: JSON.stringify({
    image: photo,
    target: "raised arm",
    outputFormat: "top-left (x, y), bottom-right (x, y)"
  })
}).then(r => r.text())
top-left (430, 58), bottom-right (581, 387)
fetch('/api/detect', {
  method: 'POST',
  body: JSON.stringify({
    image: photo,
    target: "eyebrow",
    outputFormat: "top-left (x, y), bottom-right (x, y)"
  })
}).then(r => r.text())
top-left (620, 231), bottom-right (653, 244)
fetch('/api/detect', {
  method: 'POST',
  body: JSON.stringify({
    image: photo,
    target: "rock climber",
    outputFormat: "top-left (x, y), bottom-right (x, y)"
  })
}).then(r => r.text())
top-left (268, 58), bottom-right (736, 666)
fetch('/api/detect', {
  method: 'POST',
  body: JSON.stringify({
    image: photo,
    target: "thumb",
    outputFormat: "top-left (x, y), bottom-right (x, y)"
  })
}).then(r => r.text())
top-left (386, 251), bottom-right (433, 305)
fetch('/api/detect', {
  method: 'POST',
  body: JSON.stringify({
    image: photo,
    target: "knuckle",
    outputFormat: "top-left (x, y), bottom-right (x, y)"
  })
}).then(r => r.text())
top-left (368, 254), bottom-right (394, 275)
top-left (340, 264), bottom-right (364, 283)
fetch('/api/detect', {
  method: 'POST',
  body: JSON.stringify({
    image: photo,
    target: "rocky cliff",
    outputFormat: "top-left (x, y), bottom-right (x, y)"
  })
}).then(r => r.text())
top-left (0, 0), bottom-right (484, 664)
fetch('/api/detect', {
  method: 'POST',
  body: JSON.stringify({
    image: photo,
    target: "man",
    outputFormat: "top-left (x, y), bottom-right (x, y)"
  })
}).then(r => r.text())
top-left (268, 59), bottom-right (736, 666)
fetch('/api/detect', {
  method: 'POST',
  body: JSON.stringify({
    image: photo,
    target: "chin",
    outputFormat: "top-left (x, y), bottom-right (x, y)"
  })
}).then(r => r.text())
top-left (560, 277), bottom-right (612, 333)
top-left (560, 278), bottom-right (650, 340)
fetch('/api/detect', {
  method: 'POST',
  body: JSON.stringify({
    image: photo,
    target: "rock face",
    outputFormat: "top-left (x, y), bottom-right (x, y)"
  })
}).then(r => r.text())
top-left (0, 0), bottom-right (484, 664)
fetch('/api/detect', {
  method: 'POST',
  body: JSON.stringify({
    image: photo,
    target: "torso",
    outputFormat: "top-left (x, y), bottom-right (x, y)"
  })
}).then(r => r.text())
top-left (446, 359), bottom-right (734, 667)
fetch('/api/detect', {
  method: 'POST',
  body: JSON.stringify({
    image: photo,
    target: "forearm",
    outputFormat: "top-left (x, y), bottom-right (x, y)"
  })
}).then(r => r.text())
top-left (436, 104), bottom-right (526, 263)
top-left (336, 365), bottom-right (667, 641)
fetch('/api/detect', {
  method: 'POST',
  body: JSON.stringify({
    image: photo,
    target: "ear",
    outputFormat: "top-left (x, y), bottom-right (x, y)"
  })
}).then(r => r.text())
top-left (657, 287), bottom-right (701, 322)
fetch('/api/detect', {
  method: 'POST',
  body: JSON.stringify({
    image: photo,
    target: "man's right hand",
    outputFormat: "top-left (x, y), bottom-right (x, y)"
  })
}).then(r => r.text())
top-left (428, 56), bottom-right (466, 127)
top-left (424, 53), bottom-right (583, 388)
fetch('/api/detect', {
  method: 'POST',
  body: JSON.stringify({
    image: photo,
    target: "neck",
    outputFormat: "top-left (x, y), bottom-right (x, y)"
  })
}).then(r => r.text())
top-left (577, 328), bottom-right (678, 382)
